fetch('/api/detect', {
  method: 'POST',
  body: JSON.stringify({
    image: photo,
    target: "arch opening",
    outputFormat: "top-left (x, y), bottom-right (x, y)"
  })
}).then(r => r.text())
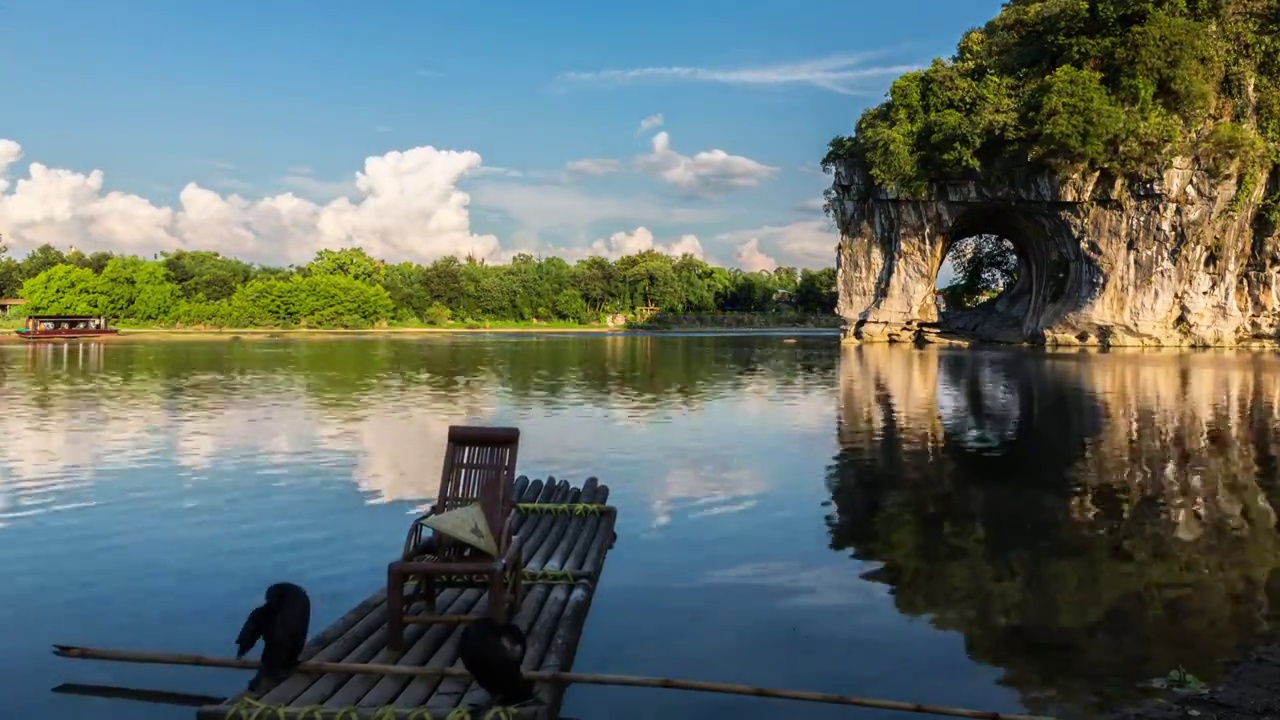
top-left (928, 206), bottom-right (1081, 344)
top-left (935, 234), bottom-right (1021, 313)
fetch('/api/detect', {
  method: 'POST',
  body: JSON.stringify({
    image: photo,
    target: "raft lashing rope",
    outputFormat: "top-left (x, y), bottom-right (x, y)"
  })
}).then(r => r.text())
top-left (513, 503), bottom-right (608, 516)
top-left (226, 695), bottom-right (526, 720)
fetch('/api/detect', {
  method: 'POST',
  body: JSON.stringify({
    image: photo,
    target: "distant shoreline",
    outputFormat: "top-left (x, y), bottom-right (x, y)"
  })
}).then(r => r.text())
top-left (0, 325), bottom-right (841, 343)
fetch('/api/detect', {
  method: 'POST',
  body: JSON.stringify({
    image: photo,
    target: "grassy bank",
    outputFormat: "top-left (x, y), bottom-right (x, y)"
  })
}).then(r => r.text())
top-left (0, 313), bottom-right (841, 343)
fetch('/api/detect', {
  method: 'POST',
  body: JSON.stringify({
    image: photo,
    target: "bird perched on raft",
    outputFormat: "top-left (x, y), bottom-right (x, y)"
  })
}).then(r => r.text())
top-left (235, 582), bottom-right (311, 694)
top-left (458, 617), bottom-right (536, 708)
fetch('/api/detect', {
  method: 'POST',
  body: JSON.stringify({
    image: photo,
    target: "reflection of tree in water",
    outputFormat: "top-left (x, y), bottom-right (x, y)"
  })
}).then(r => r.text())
top-left (0, 334), bottom-right (839, 506)
top-left (826, 347), bottom-right (1280, 717)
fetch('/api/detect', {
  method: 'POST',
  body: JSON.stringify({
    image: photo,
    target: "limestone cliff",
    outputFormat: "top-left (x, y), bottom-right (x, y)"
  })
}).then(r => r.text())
top-left (829, 157), bottom-right (1280, 347)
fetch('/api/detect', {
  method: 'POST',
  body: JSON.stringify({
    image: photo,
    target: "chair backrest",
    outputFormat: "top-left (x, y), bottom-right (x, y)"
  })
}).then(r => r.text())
top-left (435, 425), bottom-right (521, 557)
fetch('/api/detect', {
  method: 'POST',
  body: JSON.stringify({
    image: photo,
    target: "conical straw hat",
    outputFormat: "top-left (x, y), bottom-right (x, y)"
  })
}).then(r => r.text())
top-left (422, 503), bottom-right (498, 555)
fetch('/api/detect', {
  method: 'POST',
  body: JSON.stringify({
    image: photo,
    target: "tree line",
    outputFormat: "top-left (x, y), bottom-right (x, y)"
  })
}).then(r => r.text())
top-left (0, 238), bottom-right (838, 329)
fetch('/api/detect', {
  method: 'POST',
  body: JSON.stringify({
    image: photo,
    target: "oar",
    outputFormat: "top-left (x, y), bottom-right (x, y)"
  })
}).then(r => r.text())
top-left (52, 644), bottom-right (1053, 720)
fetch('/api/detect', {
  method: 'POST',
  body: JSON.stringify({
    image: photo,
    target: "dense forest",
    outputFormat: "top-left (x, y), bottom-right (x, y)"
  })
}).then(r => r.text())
top-left (824, 0), bottom-right (1280, 198)
top-left (0, 238), bottom-right (838, 329)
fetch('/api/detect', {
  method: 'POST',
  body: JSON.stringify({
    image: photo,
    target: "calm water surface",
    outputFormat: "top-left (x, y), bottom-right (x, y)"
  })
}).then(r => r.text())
top-left (3, 335), bottom-right (1280, 720)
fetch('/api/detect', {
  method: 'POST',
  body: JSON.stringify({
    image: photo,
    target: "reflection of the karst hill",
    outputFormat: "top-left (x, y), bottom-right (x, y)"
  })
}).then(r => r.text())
top-left (826, 346), bottom-right (1280, 716)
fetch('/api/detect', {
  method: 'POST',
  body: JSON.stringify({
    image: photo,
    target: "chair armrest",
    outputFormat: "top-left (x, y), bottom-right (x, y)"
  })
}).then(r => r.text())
top-left (402, 507), bottom-right (442, 560)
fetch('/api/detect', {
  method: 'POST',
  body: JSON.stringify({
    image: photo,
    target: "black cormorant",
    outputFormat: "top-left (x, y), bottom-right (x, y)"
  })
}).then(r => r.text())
top-left (458, 617), bottom-right (534, 707)
top-left (235, 582), bottom-right (311, 693)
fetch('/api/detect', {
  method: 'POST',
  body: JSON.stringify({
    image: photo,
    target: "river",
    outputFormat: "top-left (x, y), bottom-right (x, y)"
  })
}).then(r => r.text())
top-left (2, 334), bottom-right (1278, 720)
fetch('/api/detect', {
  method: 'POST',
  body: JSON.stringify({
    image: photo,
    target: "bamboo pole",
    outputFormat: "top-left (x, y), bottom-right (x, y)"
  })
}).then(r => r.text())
top-left (51, 645), bottom-right (1053, 720)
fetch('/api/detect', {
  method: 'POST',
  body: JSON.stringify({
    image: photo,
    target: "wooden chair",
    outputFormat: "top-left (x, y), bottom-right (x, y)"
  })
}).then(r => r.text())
top-left (386, 425), bottom-right (524, 651)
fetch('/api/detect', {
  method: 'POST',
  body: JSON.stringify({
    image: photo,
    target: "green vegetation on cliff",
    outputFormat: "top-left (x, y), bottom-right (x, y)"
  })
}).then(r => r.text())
top-left (823, 0), bottom-right (1280, 198)
top-left (0, 239), bottom-right (837, 330)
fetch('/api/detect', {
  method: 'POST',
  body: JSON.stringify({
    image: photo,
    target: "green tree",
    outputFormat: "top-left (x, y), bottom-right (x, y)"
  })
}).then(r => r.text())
top-left (7, 241), bottom-right (838, 329)
top-left (307, 248), bottom-right (383, 284)
top-left (823, 0), bottom-right (1280, 192)
top-left (21, 244), bottom-right (68, 279)
top-left (938, 235), bottom-right (1020, 310)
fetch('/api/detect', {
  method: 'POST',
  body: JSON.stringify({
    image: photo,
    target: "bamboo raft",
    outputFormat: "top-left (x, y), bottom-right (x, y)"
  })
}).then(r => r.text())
top-left (196, 476), bottom-right (617, 720)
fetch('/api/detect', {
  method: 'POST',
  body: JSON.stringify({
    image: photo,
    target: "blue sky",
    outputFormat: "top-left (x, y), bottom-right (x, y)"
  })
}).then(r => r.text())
top-left (0, 0), bottom-right (1006, 270)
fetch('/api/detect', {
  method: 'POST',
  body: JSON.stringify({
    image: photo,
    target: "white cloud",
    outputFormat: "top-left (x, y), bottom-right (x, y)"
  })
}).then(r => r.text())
top-left (564, 158), bottom-right (623, 176)
top-left (467, 179), bottom-right (721, 235)
top-left (0, 138), bottom-right (501, 267)
top-left (470, 166), bottom-right (527, 179)
top-left (587, 226), bottom-right (703, 260)
top-left (633, 131), bottom-right (778, 196)
top-left (526, 226), bottom-right (705, 264)
top-left (637, 113), bottom-right (665, 133)
top-left (556, 53), bottom-right (920, 95)
top-left (793, 198), bottom-right (827, 214)
top-left (734, 238), bottom-right (777, 272)
top-left (715, 219), bottom-right (837, 269)
top-left (416, 69), bottom-right (444, 78)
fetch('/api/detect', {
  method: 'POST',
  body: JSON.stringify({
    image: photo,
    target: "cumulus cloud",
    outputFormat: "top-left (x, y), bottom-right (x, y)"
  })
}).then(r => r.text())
top-left (589, 226), bottom-right (703, 260)
top-left (0, 138), bottom-right (500, 267)
top-left (715, 219), bottom-right (837, 269)
top-left (734, 238), bottom-right (778, 272)
top-left (556, 53), bottom-right (920, 95)
top-left (530, 226), bottom-right (704, 263)
top-left (637, 113), bottom-right (665, 133)
top-left (467, 180), bottom-right (720, 235)
top-left (564, 158), bottom-right (623, 176)
top-left (633, 131), bottom-right (778, 196)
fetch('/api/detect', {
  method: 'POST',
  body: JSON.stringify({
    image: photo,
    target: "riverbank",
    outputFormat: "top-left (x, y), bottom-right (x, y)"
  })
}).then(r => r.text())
top-left (1110, 642), bottom-right (1280, 719)
top-left (0, 324), bottom-right (841, 343)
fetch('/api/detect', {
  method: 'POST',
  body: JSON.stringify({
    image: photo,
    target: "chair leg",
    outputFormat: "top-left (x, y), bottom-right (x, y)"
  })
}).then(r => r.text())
top-left (387, 565), bottom-right (405, 652)
top-left (510, 566), bottom-right (524, 618)
top-left (489, 572), bottom-right (508, 624)
top-left (421, 577), bottom-right (436, 614)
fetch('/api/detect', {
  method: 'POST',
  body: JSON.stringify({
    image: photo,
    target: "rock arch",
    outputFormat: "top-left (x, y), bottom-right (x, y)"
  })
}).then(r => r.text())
top-left (828, 158), bottom-right (1280, 347)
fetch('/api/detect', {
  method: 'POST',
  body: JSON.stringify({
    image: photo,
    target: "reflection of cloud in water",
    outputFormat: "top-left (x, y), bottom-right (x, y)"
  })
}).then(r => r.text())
top-left (737, 376), bottom-right (832, 432)
top-left (650, 466), bottom-right (766, 528)
top-left (0, 340), bottom-right (830, 528)
top-left (348, 401), bottom-right (498, 506)
top-left (0, 378), bottom-right (503, 522)
top-left (171, 399), bottom-right (329, 471)
top-left (702, 561), bottom-right (890, 607)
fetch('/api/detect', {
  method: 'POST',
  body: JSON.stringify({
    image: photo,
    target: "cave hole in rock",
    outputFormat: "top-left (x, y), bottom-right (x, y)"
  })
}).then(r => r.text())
top-left (928, 208), bottom-right (1076, 342)
top-left (934, 234), bottom-right (1020, 314)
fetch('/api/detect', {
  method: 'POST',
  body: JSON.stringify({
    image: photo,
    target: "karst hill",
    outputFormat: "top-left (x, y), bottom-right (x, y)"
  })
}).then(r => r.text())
top-left (824, 0), bottom-right (1280, 347)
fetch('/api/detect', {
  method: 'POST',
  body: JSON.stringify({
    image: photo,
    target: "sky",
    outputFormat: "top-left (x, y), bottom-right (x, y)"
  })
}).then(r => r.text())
top-left (0, 0), bottom-right (1006, 272)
